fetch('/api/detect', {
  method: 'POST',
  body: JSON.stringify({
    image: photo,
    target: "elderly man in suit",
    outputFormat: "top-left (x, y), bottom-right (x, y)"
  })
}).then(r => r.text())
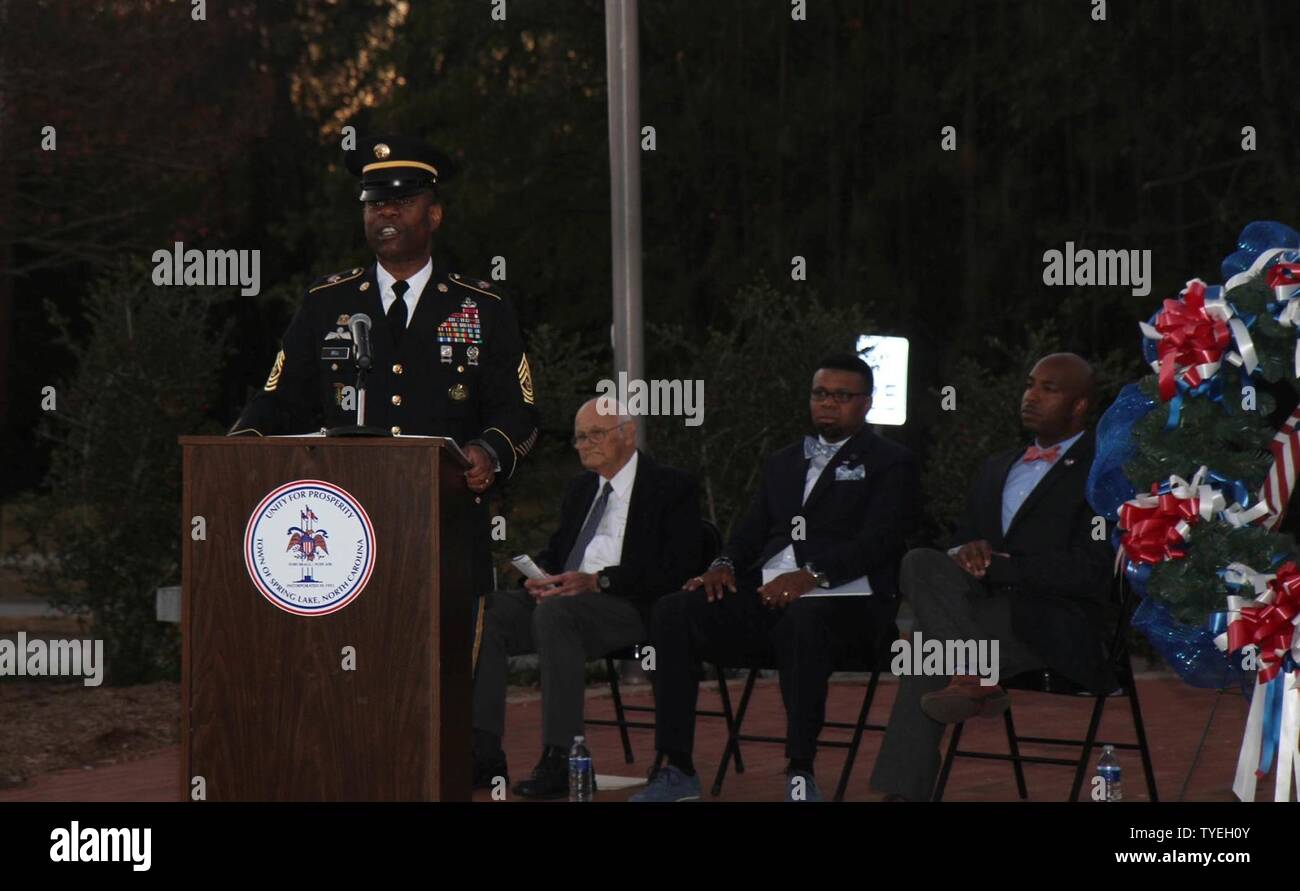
top-left (471, 398), bottom-right (701, 799)
top-left (632, 354), bottom-right (920, 802)
top-left (870, 352), bottom-right (1115, 802)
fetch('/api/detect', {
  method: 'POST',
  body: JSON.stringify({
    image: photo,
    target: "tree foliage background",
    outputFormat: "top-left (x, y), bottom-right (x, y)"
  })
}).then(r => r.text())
top-left (5, 0), bottom-right (1300, 678)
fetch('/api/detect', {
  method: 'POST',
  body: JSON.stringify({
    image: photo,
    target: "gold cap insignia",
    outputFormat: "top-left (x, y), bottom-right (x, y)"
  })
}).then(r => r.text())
top-left (374, 143), bottom-right (391, 160)
top-left (449, 383), bottom-right (469, 402)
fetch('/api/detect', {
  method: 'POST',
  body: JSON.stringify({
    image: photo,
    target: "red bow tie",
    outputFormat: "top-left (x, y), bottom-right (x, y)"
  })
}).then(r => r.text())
top-left (1022, 444), bottom-right (1060, 464)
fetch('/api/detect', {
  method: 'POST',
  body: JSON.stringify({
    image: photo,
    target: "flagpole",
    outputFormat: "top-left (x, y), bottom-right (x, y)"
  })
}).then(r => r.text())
top-left (605, 0), bottom-right (645, 449)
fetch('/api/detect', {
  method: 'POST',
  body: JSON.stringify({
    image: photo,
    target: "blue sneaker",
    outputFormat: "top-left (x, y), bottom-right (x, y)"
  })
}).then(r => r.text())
top-left (628, 765), bottom-right (701, 802)
top-left (785, 770), bottom-right (822, 802)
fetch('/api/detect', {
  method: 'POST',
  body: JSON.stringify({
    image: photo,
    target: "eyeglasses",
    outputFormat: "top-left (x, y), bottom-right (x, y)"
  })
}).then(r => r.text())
top-left (364, 195), bottom-right (423, 211)
top-left (571, 421), bottom-right (630, 447)
top-left (810, 387), bottom-right (867, 404)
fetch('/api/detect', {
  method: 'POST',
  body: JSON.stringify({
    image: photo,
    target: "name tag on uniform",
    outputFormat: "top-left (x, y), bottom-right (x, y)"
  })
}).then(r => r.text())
top-left (320, 346), bottom-right (351, 360)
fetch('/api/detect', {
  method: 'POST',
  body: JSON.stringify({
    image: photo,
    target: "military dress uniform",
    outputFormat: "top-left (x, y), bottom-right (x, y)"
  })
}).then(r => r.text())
top-left (229, 264), bottom-right (539, 610)
top-left (229, 134), bottom-right (540, 641)
top-left (230, 263), bottom-right (539, 473)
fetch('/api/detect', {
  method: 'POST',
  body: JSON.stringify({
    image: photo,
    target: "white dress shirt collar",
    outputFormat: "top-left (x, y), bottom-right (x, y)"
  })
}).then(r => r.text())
top-left (375, 257), bottom-right (434, 326)
top-left (600, 449), bottom-right (639, 501)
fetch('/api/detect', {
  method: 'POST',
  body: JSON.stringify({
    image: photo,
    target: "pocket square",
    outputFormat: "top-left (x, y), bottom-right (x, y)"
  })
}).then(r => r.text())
top-left (835, 464), bottom-right (866, 481)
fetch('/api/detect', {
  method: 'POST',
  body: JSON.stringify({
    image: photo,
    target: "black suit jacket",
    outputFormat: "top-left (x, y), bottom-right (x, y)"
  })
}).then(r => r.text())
top-left (955, 431), bottom-right (1117, 693)
top-left (536, 451), bottom-right (702, 628)
top-left (723, 427), bottom-right (920, 610)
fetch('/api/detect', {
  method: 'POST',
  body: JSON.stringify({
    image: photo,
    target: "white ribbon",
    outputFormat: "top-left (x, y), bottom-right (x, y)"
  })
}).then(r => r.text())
top-left (1233, 673), bottom-right (1300, 802)
top-left (1216, 564), bottom-right (1300, 801)
top-left (1274, 673), bottom-right (1300, 801)
top-left (1222, 501), bottom-right (1273, 527)
top-left (1232, 681), bottom-right (1268, 802)
top-left (1225, 247), bottom-right (1290, 292)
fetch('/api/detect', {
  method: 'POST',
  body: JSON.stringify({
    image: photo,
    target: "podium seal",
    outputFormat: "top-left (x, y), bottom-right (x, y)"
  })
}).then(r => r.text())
top-left (244, 479), bottom-right (376, 616)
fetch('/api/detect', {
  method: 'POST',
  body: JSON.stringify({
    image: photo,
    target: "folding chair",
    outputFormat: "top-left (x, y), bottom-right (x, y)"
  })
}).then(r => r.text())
top-left (932, 572), bottom-right (1158, 801)
top-left (710, 614), bottom-right (900, 802)
top-left (586, 520), bottom-right (744, 767)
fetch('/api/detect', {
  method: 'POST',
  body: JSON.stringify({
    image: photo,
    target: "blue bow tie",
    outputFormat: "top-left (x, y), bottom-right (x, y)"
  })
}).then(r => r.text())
top-left (803, 436), bottom-right (841, 463)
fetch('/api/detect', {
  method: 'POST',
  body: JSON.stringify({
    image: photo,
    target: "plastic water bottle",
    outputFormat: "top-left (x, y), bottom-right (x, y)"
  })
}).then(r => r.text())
top-left (568, 735), bottom-right (593, 802)
top-left (1096, 744), bottom-right (1122, 802)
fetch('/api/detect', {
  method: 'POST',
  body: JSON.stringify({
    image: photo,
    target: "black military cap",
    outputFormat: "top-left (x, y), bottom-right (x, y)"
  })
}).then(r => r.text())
top-left (344, 134), bottom-right (450, 202)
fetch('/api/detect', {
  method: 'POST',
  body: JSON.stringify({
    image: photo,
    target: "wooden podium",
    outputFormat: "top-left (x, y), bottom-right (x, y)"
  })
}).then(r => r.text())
top-left (180, 436), bottom-right (474, 801)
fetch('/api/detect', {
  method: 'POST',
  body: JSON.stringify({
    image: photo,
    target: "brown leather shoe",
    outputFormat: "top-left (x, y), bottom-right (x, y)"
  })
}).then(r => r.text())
top-left (920, 675), bottom-right (1009, 724)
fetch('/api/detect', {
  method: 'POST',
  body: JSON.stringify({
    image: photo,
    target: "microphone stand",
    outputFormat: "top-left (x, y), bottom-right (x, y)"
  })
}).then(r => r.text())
top-left (326, 329), bottom-right (391, 438)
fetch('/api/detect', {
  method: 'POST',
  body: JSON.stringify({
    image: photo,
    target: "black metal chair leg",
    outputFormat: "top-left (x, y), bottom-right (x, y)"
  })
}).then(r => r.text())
top-left (1069, 695), bottom-right (1107, 801)
top-left (1125, 672), bottom-right (1159, 801)
top-left (932, 722), bottom-right (964, 801)
top-left (834, 670), bottom-right (880, 802)
top-left (1001, 706), bottom-right (1029, 799)
top-left (712, 668), bottom-right (759, 796)
top-left (606, 657), bottom-right (634, 764)
top-left (713, 664), bottom-right (744, 774)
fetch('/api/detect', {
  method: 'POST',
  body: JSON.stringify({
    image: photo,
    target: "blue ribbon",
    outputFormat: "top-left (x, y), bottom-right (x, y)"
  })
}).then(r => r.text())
top-left (1258, 672), bottom-right (1285, 777)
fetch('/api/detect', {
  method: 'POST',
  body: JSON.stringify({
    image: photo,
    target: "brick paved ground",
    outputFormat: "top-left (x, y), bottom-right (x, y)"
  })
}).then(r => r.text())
top-left (0, 673), bottom-right (1268, 803)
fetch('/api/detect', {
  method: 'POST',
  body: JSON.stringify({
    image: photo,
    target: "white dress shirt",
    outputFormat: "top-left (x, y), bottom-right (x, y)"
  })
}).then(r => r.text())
top-left (577, 451), bottom-right (640, 574)
top-left (763, 434), bottom-right (848, 573)
top-left (375, 257), bottom-right (434, 328)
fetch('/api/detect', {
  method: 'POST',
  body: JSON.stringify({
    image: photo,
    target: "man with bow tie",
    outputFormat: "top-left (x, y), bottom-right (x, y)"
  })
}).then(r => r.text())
top-left (870, 352), bottom-right (1117, 802)
top-left (631, 354), bottom-right (920, 802)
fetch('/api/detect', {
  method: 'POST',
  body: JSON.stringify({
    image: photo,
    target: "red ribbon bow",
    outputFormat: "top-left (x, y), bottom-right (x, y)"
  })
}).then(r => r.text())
top-left (1226, 562), bottom-right (1300, 684)
top-left (1149, 280), bottom-right (1231, 402)
top-left (1267, 263), bottom-right (1300, 291)
top-left (1117, 484), bottom-right (1205, 566)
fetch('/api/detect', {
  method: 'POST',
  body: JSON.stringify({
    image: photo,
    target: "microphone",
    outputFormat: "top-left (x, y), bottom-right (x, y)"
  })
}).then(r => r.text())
top-left (348, 313), bottom-right (373, 371)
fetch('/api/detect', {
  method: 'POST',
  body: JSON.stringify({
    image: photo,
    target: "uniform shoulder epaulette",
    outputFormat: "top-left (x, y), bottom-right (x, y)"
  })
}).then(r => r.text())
top-left (308, 267), bottom-right (366, 294)
top-left (448, 272), bottom-right (501, 300)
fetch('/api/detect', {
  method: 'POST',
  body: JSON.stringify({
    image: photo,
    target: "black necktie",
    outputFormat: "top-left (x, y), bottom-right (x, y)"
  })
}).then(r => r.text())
top-left (388, 280), bottom-right (410, 347)
top-left (564, 482), bottom-right (614, 571)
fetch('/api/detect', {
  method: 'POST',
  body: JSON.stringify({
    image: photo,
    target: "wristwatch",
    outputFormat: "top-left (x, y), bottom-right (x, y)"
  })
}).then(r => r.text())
top-left (803, 563), bottom-right (830, 588)
top-left (596, 570), bottom-right (614, 592)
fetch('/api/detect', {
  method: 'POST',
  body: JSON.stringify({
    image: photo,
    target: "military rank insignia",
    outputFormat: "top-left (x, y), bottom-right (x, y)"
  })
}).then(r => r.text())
top-left (263, 350), bottom-right (286, 392)
top-left (437, 297), bottom-right (482, 344)
top-left (448, 383), bottom-right (468, 401)
top-left (518, 354), bottom-right (534, 405)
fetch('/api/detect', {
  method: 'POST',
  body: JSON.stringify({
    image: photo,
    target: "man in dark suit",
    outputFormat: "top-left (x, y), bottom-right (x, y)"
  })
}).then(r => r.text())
top-left (870, 352), bottom-right (1115, 802)
top-left (471, 398), bottom-right (701, 799)
top-left (632, 354), bottom-right (920, 802)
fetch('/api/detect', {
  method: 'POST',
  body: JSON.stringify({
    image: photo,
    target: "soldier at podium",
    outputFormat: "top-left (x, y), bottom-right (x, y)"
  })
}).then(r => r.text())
top-left (229, 134), bottom-right (540, 596)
